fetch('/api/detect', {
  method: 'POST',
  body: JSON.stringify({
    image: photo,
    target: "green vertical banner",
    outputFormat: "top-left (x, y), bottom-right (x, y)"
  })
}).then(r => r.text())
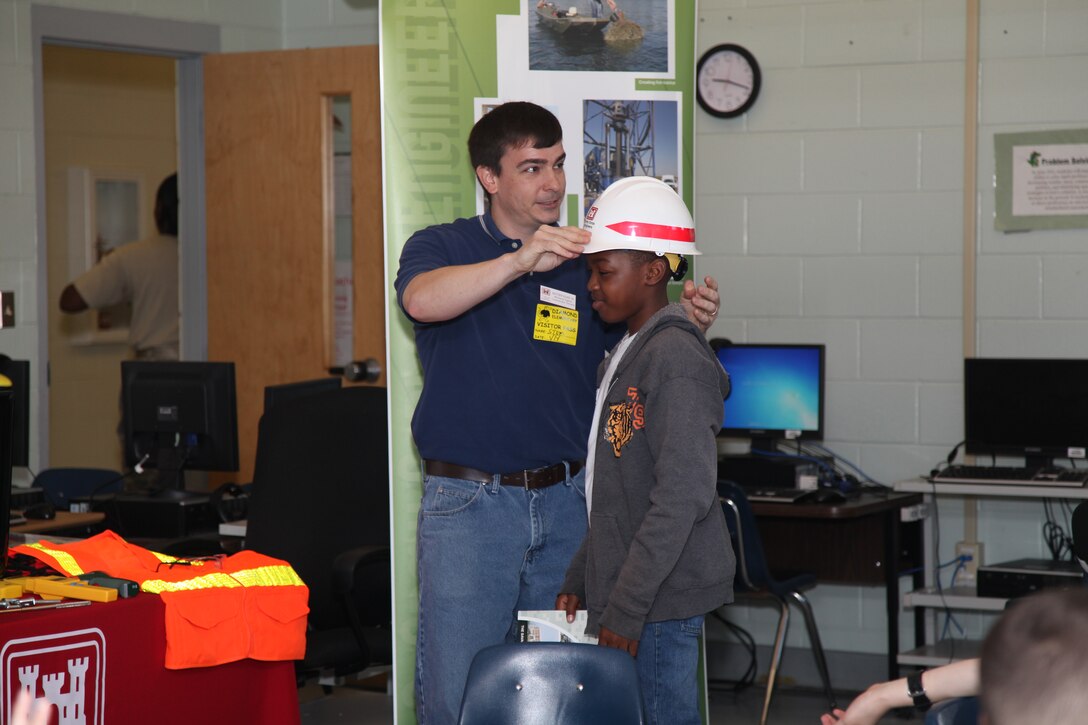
top-left (380, 2), bottom-right (696, 722)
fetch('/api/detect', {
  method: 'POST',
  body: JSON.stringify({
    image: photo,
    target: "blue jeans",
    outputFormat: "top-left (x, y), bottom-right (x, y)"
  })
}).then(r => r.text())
top-left (415, 466), bottom-right (587, 725)
top-left (636, 615), bottom-right (705, 725)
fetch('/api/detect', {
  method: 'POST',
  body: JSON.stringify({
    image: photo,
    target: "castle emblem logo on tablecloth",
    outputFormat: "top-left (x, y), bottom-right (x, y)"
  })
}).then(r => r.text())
top-left (1, 629), bottom-right (106, 725)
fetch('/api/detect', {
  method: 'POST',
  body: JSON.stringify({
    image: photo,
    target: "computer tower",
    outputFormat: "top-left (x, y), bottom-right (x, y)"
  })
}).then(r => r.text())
top-left (97, 492), bottom-right (216, 539)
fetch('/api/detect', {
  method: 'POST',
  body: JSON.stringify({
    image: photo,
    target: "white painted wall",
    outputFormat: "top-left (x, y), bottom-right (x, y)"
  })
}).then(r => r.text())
top-left (283, 0), bottom-right (378, 48)
top-left (696, 0), bottom-right (1088, 658)
top-left (2, 0), bottom-right (1086, 661)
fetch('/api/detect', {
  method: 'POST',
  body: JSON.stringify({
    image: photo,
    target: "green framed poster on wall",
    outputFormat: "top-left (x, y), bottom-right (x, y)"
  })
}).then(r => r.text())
top-left (995, 127), bottom-right (1088, 232)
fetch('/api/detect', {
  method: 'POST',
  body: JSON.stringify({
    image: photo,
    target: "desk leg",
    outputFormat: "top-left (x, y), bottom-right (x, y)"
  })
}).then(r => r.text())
top-left (913, 523), bottom-right (925, 652)
top-left (884, 508), bottom-right (899, 682)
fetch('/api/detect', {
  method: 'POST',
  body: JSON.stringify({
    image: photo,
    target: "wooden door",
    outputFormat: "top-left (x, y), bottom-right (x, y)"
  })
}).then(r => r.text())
top-left (204, 46), bottom-right (383, 484)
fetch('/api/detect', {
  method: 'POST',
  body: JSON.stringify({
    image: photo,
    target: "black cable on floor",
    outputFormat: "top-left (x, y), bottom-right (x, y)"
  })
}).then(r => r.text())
top-left (707, 611), bottom-right (757, 692)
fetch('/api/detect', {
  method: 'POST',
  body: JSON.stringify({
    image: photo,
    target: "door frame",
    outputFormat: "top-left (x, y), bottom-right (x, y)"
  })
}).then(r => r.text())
top-left (31, 5), bottom-right (220, 466)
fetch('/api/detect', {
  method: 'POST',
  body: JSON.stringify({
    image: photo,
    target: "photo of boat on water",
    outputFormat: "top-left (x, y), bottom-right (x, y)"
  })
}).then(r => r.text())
top-left (529, 0), bottom-right (669, 73)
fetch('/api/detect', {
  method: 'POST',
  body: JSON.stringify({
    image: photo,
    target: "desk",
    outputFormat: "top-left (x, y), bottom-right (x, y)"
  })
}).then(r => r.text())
top-left (893, 477), bottom-right (1088, 666)
top-left (748, 491), bottom-right (925, 681)
top-left (0, 593), bottom-right (300, 724)
top-left (11, 511), bottom-right (105, 535)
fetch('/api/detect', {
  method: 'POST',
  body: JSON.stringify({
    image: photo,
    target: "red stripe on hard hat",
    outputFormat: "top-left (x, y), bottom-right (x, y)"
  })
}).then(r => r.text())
top-left (605, 221), bottom-right (695, 243)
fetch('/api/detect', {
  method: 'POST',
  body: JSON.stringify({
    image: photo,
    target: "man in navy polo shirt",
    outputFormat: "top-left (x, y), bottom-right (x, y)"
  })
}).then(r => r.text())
top-left (395, 101), bottom-right (719, 724)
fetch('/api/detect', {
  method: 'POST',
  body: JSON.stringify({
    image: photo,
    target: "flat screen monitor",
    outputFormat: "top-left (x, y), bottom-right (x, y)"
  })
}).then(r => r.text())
top-left (121, 361), bottom-right (239, 491)
top-left (264, 377), bottom-right (341, 414)
top-left (715, 343), bottom-right (825, 450)
top-left (965, 357), bottom-right (1088, 467)
top-left (0, 358), bottom-right (29, 467)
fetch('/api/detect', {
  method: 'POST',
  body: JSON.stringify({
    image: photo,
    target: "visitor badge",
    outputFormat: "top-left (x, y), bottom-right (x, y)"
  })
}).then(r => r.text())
top-left (540, 285), bottom-right (576, 310)
top-left (533, 304), bottom-right (578, 346)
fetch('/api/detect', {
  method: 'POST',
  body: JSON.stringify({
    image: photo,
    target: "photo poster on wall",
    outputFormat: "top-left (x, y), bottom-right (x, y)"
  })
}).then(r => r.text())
top-left (488, 0), bottom-right (690, 222)
top-left (995, 128), bottom-right (1088, 232)
top-left (381, 1), bottom-right (696, 723)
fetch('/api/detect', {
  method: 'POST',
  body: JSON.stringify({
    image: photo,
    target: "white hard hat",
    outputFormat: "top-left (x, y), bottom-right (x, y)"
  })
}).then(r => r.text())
top-left (582, 176), bottom-right (699, 257)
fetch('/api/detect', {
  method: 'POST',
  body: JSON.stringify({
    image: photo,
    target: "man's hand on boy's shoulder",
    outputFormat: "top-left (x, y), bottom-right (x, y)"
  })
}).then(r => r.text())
top-left (598, 626), bottom-right (639, 657)
top-left (680, 275), bottom-right (720, 333)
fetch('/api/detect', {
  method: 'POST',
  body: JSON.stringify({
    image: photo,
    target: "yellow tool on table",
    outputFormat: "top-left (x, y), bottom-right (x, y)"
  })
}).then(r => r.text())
top-left (0, 576), bottom-right (117, 603)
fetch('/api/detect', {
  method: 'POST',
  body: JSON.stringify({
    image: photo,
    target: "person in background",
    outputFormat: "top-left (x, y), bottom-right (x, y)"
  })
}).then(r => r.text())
top-left (978, 587), bottom-right (1088, 724)
top-left (820, 658), bottom-right (979, 724)
top-left (591, 0), bottom-right (619, 19)
top-left (823, 586), bottom-right (1088, 724)
top-left (59, 173), bottom-right (179, 361)
top-left (395, 101), bottom-right (720, 724)
top-left (556, 177), bottom-right (733, 725)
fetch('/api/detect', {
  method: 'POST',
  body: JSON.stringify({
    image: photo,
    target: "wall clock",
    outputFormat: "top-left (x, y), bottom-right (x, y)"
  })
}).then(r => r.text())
top-left (696, 44), bottom-right (761, 119)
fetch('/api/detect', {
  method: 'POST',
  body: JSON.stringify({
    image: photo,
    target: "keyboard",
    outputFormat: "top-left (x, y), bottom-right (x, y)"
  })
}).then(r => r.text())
top-left (932, 464), bottom-right (1088, 487)
top-left (744, 488), bottom-right (814, 503)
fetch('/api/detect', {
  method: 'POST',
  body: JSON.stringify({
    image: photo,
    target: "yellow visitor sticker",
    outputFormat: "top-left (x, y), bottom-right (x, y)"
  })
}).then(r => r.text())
top-left (533, 304), bottom-right (578, 346)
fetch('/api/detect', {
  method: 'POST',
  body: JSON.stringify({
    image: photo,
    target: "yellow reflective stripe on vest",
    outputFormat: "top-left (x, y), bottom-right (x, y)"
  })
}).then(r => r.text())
top-left (230, 565), bottom-right (305, 588)
top-left (22, 543), bottom-right (85, 576)
top-left (141, 565), bottom-right (304, 594)
top-left (150, 551), bottom-right (208, 566)
top-left (21, 543), bottom-right (204, 578)
top-left (142, 572), bottom-right (243, 594)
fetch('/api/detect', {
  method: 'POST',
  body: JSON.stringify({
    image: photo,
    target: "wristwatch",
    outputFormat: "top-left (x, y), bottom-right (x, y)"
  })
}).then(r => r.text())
top-left (907, 671), bottom-right (932, 711)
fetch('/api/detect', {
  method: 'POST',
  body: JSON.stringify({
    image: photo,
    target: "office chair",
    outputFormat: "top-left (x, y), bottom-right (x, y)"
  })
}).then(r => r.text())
top-left (34, 467), bottom-right (124, 511)
top-left (244, 385), bottom-right (392, 685)
top-left (924, 696), bottom-right (979, 725)
top-left (457, 642), bottom-right (645, 725)
top-left (718, 480), bottom-right (837, 725)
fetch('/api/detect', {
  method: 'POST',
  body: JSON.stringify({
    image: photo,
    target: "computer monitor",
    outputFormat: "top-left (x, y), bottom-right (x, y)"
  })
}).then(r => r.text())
top-left (0, 387), bottom-right (13, 577)
top-left (715, 343), bottom-right (825, 451)
top-left (264, 376), bottom-right (341, 414)
top-left (0, 357), bottom-right (30, 467)
top-left (121, 361), bottom-right (239, 492)
top-left (965, 357), bottom-right (1088, 468)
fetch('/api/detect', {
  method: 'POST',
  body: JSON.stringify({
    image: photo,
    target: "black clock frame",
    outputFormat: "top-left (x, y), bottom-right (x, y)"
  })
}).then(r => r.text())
top-left (696, 43), bottom-right (762, 119)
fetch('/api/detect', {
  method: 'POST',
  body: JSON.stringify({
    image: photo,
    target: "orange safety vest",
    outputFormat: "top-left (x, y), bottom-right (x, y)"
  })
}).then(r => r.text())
top-left (12, 530), bottom-right (309, 670)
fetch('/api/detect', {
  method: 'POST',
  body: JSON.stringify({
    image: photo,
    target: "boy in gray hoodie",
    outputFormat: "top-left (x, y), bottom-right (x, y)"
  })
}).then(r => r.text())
top-left (556, 177), bottom-right (735, 725)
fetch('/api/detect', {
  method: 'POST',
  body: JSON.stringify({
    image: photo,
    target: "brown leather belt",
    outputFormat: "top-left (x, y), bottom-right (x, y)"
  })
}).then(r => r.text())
top-left (424, 459), bottom-right (584, 490)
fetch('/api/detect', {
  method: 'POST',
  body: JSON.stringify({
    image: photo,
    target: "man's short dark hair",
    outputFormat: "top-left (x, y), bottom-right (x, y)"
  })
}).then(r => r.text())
top-left (980, 587), bottom-right (1088, 724)
top-left (467, 102), bottom-right (563, 175)
top-left (155, 173), bottom-right (179, 236)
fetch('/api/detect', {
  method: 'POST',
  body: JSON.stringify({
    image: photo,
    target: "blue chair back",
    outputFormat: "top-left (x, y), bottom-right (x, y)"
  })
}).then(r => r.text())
top-left (35, 468), bottom-right (123, 510)
top-left (719, 480), bottom-right (774, 591)
top-left (924, 696), bottom-right (980, 725)
top-left (717, 480), bottom-right (834, 721)
top-left (457, 643), bottom-right (644, 725)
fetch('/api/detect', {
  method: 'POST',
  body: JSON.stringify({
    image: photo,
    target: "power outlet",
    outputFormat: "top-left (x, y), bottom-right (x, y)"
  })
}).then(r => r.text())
top-left (954, 541), bottom-right (984, 586)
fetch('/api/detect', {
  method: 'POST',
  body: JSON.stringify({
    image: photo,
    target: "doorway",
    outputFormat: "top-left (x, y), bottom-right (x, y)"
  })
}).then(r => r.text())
top-left (33, 11), bottom-right (386, 489)
top-left (31, 5), bottom-right (217, 469)
top-left (42, 45), bottom-right (178, 469)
